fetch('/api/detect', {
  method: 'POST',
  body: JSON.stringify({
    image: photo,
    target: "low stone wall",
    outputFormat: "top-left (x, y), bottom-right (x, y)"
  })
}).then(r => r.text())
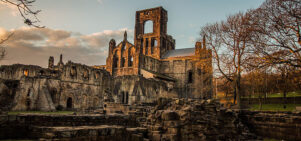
top-left (240, 110), bottom-right (301, 141)
top-left (0, 114), bottom-right (137, 126)
top-left (241, 97), bottom-right (301, 105)
top-left (1, 100), bottom-right (301, 140)
top-left (0, 114), bottom-right (138, 139)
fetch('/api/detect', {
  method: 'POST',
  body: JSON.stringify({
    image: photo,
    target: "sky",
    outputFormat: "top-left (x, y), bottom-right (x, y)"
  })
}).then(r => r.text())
top-left (0, 0), bottom-right (265, 67)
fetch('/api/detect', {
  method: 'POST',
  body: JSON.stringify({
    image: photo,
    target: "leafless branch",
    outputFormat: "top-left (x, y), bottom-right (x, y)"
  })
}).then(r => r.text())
top-left (0, 0), bottom-right (44, 28)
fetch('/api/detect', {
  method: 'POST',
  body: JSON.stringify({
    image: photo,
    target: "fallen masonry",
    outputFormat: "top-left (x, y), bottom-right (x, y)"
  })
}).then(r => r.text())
top-left (141, 98), bottom-right (258, 141)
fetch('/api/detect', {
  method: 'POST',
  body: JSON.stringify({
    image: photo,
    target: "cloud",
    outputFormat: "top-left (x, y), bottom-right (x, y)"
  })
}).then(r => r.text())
top-left (0, 27), bottom-right (132, 67)
top-left (0, 1), bottom-right (19, 16)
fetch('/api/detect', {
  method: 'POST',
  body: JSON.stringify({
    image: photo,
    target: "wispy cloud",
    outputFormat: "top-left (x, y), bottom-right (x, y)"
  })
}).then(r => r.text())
top-left (0, 27), bottom-right (132, 67)
top-left (0, 1), bottom-right (19, 16)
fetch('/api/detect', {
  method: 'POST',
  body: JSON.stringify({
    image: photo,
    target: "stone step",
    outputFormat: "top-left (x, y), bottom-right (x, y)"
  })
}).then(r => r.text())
top-left (31, 125), bottom-right (126, 139)
top-left (31, 125), bottom-right (149, 140)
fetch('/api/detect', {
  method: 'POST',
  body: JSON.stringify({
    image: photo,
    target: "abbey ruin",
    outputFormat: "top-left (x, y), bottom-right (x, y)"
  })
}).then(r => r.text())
top-left (0, 7), bottom-right (213, 112)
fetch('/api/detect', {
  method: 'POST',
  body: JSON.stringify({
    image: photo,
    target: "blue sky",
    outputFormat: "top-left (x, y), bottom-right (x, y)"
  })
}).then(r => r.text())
top-left (0, 0), bottom-right (265, 67)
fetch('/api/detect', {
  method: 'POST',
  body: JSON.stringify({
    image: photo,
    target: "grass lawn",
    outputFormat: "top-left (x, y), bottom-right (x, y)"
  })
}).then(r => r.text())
top-left (244, 91), bottom-right (301, 98)
top-left (249, 104), bottom-right (301, 111)
top-left (7, 111), bottom-right (74, 115)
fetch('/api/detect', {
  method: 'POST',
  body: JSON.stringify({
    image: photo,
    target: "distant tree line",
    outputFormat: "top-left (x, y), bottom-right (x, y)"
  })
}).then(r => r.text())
top-left (200, 0), bottom-right (301, 108)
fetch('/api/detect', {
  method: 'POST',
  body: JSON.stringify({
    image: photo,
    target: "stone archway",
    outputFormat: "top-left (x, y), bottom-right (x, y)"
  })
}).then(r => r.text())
top-left (66, 97), bottom-right (73, 109)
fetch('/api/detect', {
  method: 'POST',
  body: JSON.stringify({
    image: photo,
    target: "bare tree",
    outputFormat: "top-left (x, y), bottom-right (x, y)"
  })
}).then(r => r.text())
top-left (201, 12), bottom-right (254, 108)
top-left (251, 0), bottom-right (301, 68)
top-left (0, 33), bottom-right (13, 60)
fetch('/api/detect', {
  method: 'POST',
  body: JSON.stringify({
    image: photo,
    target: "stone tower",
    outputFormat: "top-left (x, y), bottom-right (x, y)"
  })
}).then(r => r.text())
top-left (57, 54), bottom-right (64, 69)
top-left (48, 56), bottom-right (54, 69)
top-left (134, 7), bottom-right (175, 59)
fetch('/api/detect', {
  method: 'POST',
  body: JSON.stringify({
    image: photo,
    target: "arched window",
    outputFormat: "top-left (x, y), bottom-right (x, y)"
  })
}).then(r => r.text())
top-left (66, 97), bottom-right (73, 109)
top-left (121, 57), bottom-right (125, 67)
top-left (188, 71), bottom-right (193, 83)
top-left (145, 38), bottom-right (149, 55)
top-left (70, 66), bottom-right (77, 77)
top-left (83, 69), bottom-right (89, 79)
top-left (128, 56), bottom-right (133, 67)
top-left (113, 52), bottom-right (119, 68)
top-left (151, 38), bottom-right (157, 54)
top-left (144, 20), bottom-right (153, 34)
top-left (94, 72), bottom-right (100, 79)
top-left (23, 69), bottom-right (29, 76)
top-left (128, 47), bottom-right (134, 67)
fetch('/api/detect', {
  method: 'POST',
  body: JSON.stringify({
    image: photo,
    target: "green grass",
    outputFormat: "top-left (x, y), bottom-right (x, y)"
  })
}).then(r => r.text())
top-left (7, 111), bottom-right (74, 115)
top-left (249, 104), bottom-right (301, 111)
top-left (243, 91), bottom-right (301, 98)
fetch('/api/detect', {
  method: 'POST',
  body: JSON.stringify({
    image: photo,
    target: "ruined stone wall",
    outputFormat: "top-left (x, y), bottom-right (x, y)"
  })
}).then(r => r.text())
top-left (240, 110), bottom-right (301, 140)
top-left (106, 38), bottom-right (140, 77)
top-left (0, 64), bottom-right (60, 80)
top-left (159, 58), bottom-right (204, 98)
top-left (0, 79), bottom-right (19, 111)
top-left (0, 62), bottom-right (113, 111)
top-left (7, 77), bottom-right (57, 111)
top-left (112, 75), bottom-right (173, 105)
top-left (0, 114), bottom-right (138, 140)
top-left (134, 7), bottom-right (175, 59)
top-left (140, 55), bottom-right (161, 73)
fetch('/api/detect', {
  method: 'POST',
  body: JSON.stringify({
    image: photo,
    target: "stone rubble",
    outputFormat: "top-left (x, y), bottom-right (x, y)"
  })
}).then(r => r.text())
top-left (137, 98), bottom-right (259, 141)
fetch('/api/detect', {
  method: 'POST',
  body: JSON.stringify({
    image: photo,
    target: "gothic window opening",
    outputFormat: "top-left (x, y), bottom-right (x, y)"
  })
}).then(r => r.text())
top-left (129, 56), bottom-right (133, 67)
top-left (95, 72), bottom-right (100, 79)
top-left (123, 44), bottom-right (126, 50)
top-left (140, 39), bottom-right (144, 49)
top-left (145, 38), bottom-right (149, 55)
top-left (163, 39), bottom-right (166, 49)
top-left (66, 97), bottom-right (73, 109)
top-left (151, 38), bottom-right (157, 54)
top-left (23, 69), bottom-right (29, 76)
top-left (121, 57), bottom-right (125, 67)
top-left (83, 69), bottom-right (89, 79)
top-left (70, 66), bottom-right (77, 77)
top-left (113, 53), bottom-right (119, 68)
top-left (144, 20), bottom-right (153, 34)
top-left (188, 71), bottom-right (193, 83)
